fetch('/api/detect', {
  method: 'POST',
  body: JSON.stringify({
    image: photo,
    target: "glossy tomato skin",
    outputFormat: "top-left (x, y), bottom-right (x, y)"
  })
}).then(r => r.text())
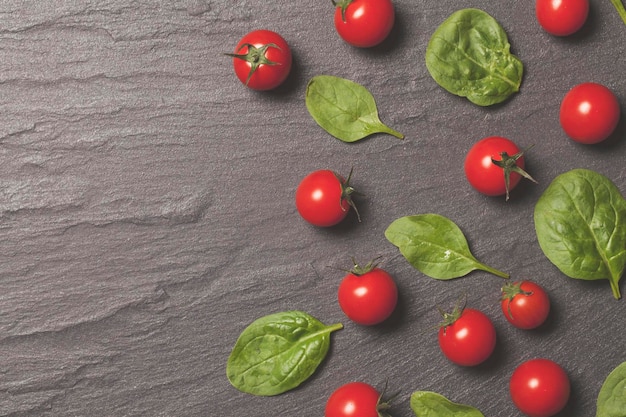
top-left (438, 308), bottom-right (496, 366)
top-left (325, 382), bottom-right (381, 417)
top-left (501, 281), bottom-right (550, 329)
top-left (536, 0), bottom-right (589, 36)
top-left (231, 29), bottom-right (292, 91)
top-left (464, 136), bottom-right (524, 197)
top-left (510, 359), bottom-right (570, 417)
top-left (295, 170), bottom-right (351, 227)
top-left (560, 82), bottom-right (621, 144)
top-left (334, 0), bottom-right (395, 48)
top-left (338, 267), bottom-right (397, 325)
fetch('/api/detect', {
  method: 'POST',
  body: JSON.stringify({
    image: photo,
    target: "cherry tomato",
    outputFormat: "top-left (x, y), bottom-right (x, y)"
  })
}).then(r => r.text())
top-left (229, 29), bottom-right (292, 90)
top-left (295, 169), bottom-right (359, 227)
top-left (325, 382), bottom-right (390, 417)
top-left (438, 307), bottom-right (496, 366)
top-left (333, 0), bottom-right (395, 48)
top-left (338, 260), bottom-right (397, 325)
top-left (464, 136), bottom-right (537, 201)
top-left (501, 281), bottom-right (550, 330)
top-left (535, 0), bottom-right (589, 36)
top-left (559, 82), bottom-right (621, 144)
top-left (510, 358), bottom-right (570, 417)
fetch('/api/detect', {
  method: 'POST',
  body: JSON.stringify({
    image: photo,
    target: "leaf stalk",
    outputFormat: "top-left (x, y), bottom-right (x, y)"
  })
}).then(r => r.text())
top-left (480, 263), bottom-right (510, 279)
top-left (610, 0), bottom-right (626, 24)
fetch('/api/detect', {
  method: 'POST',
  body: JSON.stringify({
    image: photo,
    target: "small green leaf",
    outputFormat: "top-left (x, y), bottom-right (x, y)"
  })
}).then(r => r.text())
top-left (597, 361), bottom-right (626, 417)
top-left (305, 75), bottom-right (404, 142)
top-left (226, 310), bottom-right (343, 396)
top-left (385, 213), bottom-right (509, 279)
top-left (410, 391), bottom-right (485, 417)
top-left (425, 8), bottom-right (523, 106)
top-left (534, 169), bottom-right (626, 299)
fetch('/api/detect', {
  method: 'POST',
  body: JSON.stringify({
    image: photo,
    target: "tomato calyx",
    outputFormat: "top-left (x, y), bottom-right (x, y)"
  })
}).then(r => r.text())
top-left (375, 380), bottom-right (397, 417)
top-left (332, 0), bottom-right (355, 22)
top-left (337, 167), bottom-right (361, 222)
top-left (501, 281), bottom-right (533, 301)
top-left (490, 145), bottom-right (538, 201)
top-left (501, 281), bottom-right (533, 320)
top-left (437, 295), bottom-right (467, 334)
top-left (348, 256), bottom-right (382, 276)
top-left (375, 396), bottom-right (393, 417)
top-left (226, 43), bottom-right (283, 86)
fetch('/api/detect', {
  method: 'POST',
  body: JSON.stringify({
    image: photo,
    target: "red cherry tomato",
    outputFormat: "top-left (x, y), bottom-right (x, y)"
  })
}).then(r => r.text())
top-left (464, 136), bottom-right (537, 200)
top-left (333, 0), bottom-right (395, 48)
top-left (325, 382), bottom-right (389, 417)
top-left (438, 307), bottom-right (496, 366)
top-left (510, 358), bottom-right (570, 417)
top-left (229, 29), bottom-right (292, 91)
top-left (535, 0), bottom-right (589, 36)
top-left (501, 281), bottom-right (550, 329)
top-left (338, 261), bottom-right (397, 325)
top-left (559, 82), bottom-right (621, 144)
top-left (295, 169), bottom-right (359, 227)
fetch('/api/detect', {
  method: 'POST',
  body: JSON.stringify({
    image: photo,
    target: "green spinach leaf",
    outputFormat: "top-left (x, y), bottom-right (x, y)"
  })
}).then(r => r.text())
top-left (425, 8), bottom-right (523, 106)
top-left (305, 75), bottom-right (404, 142)
top-left (597, 361), bottom-right (626, 417)
top-left (534, 169), bottom-right (626, 299)
top-left (411, 391), bottom-right (485, 417)
top-left (385, 213), bottom-right (509, 279)
top-left (226, 310), bottom-right (343, 396)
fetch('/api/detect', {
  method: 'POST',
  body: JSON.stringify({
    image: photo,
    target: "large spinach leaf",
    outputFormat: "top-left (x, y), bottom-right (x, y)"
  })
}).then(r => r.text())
top-left (597, 361), bottom-right (626, 417)
top-left (411, 391), bottom-right (485, 417)
top-left (385, 213), bottom-right (509, 279)
top-left (534, 169), bottom-right (626, 299)
top-left (226, 310), bottom-right (342, 396)
top-left (425, 8), bottom-right (523, 106)
top-left (305, 75), bottom-right (404, 142)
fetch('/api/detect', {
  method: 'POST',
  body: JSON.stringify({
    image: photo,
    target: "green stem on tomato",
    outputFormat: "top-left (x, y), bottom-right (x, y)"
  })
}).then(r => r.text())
top-left (610, 0), bottom-right (626, 24)
top-left (331, 0), bottom-right (355, 22)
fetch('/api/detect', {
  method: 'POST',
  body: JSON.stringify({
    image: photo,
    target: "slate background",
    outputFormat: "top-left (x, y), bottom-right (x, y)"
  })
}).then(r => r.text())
top-left (0, 1), bottom-right (624, 416)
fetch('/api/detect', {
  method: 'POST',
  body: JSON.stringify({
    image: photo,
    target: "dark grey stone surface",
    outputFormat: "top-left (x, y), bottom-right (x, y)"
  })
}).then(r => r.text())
top-left (0, 1), bottom-right (624, 416)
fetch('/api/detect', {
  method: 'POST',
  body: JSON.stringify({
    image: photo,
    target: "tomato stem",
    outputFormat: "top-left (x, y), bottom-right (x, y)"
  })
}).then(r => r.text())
top-left (225, 43), bottom-right (282, 86)
top-left (501, 281), bottom-right (532, 320)
top-left (437, 294), bottom-right (467, 330)
top-left (501, 281), bottom-right (532, 300)
top-left (375, 379), bottom-right (397, 417)
top-left (349, 256), bottom-right (383, 275)
top-left (491, 145), bottom-right (538, 201)
top-left (338, 167), bottom-right (362, 222)
top-left (331, 0), bottom-right (355, 22)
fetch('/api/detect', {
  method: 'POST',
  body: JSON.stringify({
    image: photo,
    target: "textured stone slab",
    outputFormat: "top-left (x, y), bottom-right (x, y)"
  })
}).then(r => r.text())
top-left (0, 1), bottom-right (624, 416)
